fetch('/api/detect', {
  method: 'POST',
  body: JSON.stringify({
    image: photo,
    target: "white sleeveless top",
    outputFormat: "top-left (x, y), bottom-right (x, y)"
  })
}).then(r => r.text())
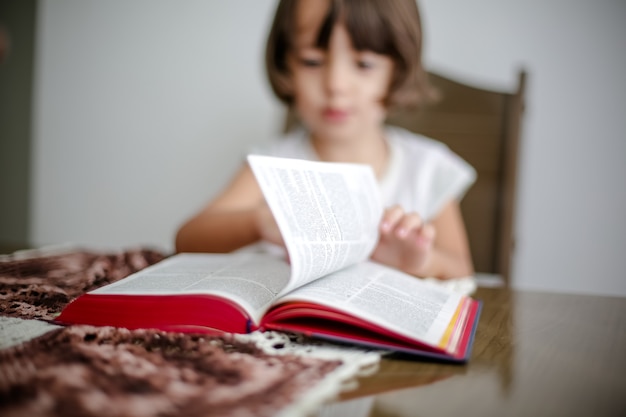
top-left (250, 126), bottom-right (476, 221)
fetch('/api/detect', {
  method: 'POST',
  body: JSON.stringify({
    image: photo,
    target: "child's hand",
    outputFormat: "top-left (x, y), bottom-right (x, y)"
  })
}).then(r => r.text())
top-left (254, 202), bottom-right (285, 247)
top-left (370, 205), bottom-right (436, 277)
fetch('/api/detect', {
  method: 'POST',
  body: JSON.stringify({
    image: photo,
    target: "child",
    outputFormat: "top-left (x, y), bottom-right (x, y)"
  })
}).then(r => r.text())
top-left (176, 0), bottom-right (476, 280)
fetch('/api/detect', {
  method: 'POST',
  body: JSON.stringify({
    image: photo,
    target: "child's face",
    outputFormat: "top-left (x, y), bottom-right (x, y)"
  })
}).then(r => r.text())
top-left (287, 0), bottom-right (394, 144)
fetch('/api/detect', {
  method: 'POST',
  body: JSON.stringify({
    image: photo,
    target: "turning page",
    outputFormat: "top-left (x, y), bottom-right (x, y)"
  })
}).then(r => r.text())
top-left (248, 155), bottom-right (383, 296)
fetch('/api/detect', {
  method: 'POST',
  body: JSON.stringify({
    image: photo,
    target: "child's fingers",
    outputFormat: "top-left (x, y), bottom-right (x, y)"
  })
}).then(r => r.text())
top-left (393, 212), bottom-right (425, 238)
top-left (424, 223), bottom-right (436, 239)
top-left (415, 223), bottom-right (436, 247)
top-left (380, 205), bottom-right (405, 233)
top-left (380, 206), bottom-right (435, 249)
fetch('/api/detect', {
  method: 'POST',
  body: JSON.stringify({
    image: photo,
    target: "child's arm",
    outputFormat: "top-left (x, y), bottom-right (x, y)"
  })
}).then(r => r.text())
top-left (175, 164), bottom-right (277, 253)
top-left (370, 201), bottom-right (474, 280)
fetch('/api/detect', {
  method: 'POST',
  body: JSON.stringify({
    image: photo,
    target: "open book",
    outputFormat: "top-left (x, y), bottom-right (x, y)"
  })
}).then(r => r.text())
top-left (56, 155), bottom-right (481, 362)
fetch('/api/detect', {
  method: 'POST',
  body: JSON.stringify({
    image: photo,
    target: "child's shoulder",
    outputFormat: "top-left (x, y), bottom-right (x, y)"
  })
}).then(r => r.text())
top-left (249, 128), bottom-right (315, 160)
top-left (385, 125), bottom-right (453, 156)
top-left (385, 125), bottom-right (476, 180)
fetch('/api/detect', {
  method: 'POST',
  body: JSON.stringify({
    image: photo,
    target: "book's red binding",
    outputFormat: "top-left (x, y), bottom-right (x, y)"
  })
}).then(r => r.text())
top-left (56, 293), bottom-right (481, 362)
top-left (56, 294), bottom-right (251, 334)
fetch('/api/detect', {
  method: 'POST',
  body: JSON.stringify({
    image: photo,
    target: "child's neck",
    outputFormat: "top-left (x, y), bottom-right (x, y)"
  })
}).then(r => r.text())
top-left (309, 128), bottom-right (389, 179)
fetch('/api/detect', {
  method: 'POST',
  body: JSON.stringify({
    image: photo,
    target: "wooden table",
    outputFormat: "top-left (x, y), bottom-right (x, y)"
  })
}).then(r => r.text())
top-left (319, 287), bottom-right (626, 417)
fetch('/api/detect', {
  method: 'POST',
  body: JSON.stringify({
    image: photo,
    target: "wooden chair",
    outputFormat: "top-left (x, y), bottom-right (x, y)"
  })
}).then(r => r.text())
top-left (283, 69), bottom-right (526, 285)
top-left (386, 70), bottom-right (527, 285)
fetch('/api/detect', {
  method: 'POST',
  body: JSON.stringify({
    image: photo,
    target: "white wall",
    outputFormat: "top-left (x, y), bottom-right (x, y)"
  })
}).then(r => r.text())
top-left (33, 0), bottom-right (282, 252)
top-left (33, 1), bottom-right (626, 296)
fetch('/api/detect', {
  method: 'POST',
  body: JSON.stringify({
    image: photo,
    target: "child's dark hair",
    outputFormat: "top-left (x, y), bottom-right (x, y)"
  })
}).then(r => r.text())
top-left (265, 0), bottom-right (435, 109)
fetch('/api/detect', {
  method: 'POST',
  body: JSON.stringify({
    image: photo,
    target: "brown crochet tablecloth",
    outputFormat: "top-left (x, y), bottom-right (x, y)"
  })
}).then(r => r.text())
top-left (0, 248), bottom-right (374, 417)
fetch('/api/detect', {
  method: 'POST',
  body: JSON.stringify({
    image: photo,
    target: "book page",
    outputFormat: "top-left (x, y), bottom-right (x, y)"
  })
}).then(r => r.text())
top-left (248, 155), bottom-right (382, 295)
top-left (275, 261), bottom-right (464, 347)
top-left (91, 253), bottom-right (292, 325)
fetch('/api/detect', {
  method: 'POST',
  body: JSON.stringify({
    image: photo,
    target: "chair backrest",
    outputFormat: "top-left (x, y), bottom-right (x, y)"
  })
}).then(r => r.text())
top-left (282, 70), bottom-right (526, 285)
top-left (386, 70), bottom-right (526, 284)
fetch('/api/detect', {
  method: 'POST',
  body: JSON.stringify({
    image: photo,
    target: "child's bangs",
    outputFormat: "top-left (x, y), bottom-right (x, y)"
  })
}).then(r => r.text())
top-left (314, 0), bottom-right (391, 54)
